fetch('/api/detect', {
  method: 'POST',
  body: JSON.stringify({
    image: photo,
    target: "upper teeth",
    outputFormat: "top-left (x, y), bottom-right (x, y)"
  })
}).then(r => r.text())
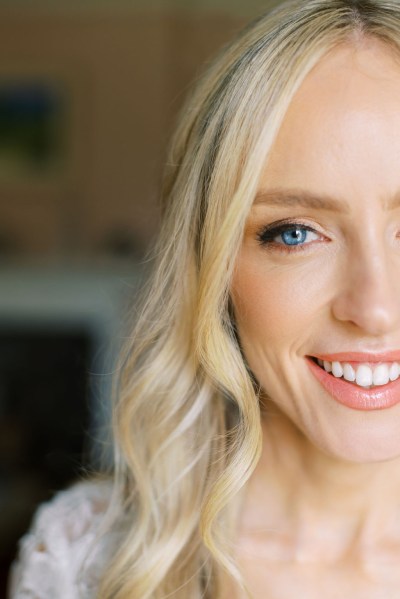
top-left (317, 359), bottom-right (400, 388)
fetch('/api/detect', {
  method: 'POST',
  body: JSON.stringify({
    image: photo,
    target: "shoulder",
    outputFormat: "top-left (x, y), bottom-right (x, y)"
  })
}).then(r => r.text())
top-left (9, 478), bottom-right (118, 599)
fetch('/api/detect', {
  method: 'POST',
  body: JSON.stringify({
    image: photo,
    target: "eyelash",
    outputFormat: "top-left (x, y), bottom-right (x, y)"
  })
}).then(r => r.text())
top-left (256, 220), bottom-right (324, 253)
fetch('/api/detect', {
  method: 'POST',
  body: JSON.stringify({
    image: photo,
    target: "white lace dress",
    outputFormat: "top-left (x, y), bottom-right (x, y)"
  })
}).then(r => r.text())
top-left (8, 479), bottom-right (121, 599)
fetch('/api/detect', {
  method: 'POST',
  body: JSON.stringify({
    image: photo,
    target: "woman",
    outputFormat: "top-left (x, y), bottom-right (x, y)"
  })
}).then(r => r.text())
top-left (10, 0), bottom-right (400, 597)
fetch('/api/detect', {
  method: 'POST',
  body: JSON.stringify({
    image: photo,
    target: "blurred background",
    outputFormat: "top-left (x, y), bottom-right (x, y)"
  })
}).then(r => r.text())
top-left (0, 0), bottom-right (279, 595)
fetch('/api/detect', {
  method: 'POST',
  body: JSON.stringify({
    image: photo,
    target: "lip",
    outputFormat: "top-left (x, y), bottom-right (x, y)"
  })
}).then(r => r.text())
top-left (307, 357), bottom-right (400, 411)
top-left (312, 351), bottom-right (400, 363)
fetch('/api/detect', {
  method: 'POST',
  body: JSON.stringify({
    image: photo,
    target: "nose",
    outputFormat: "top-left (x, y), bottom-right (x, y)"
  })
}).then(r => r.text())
top-left (331, 244), bottom-right (400, 336)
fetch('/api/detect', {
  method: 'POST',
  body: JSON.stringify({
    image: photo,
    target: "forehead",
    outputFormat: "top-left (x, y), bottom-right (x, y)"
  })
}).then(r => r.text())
top-left (260, 39), bottom-right (400, 204)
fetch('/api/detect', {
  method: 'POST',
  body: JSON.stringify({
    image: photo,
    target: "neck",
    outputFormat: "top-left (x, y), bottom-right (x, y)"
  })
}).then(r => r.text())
top-left (239, 403), bottom-right (400, 563)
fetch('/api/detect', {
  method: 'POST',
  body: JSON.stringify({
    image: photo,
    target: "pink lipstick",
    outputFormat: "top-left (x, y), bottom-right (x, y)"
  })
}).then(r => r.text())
top-left (313, 351), bottom-right (400, 363)
top-left (307, 355), bottom-right (400, 411)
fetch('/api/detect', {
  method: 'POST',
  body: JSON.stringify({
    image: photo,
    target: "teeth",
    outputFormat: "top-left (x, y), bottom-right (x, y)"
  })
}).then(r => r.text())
top-left (323, 360), bottom-right (332, 373)
top-left (373, 364), bottom-right (389, 386)
top-left (389, 363), bottom-right (400, 381)
top-left (332, 361), bottom-right (343, 378)
top-left (343, 363), bottom-right (356, 382)
top-left (317, 359), bottom-right (400, 388)
top-left (356, 364), bottom-right (373, 387)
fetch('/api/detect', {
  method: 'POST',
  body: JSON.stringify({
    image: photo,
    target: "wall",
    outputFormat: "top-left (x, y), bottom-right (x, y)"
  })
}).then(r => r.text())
top-left (0, 6), bottom-right (257, 260)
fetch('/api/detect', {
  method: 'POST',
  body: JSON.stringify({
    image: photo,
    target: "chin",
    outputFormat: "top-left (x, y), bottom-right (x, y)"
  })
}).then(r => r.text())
top-left (265, 394), bottom-right (400, 465)
top-left (305, 419), bottom-right (400, 464)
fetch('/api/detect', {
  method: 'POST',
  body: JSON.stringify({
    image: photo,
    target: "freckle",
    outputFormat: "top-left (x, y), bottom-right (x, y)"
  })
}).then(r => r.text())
top-left (36, 543), bottom-right (46, 552)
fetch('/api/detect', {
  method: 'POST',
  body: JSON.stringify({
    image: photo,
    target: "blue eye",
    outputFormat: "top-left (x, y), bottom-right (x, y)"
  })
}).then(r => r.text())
top-left (280, 227), bottom-right (308, 246)
top-left (257, 222), bottom-right (320, 250)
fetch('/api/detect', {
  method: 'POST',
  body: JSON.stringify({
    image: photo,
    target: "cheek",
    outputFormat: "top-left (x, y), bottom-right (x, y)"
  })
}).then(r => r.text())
top-left (231, 253), bottom-right (333, 360)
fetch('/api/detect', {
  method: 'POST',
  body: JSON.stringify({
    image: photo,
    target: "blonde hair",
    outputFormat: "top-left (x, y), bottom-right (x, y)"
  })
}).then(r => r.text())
top-left (97, 1), bottom-right (400, 597)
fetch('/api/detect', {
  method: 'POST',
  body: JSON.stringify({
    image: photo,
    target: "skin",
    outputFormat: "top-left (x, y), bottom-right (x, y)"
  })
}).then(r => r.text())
top-left (230, 38), bottom-right (400, 598)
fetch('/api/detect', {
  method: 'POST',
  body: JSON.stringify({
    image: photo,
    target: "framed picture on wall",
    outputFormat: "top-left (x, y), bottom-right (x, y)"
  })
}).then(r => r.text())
top-left (0, 78), bottom-right (67, 182)
top-left (0, 63), bottom-right (91, 257)
top-left (0, 59), bottom-right (92, 190)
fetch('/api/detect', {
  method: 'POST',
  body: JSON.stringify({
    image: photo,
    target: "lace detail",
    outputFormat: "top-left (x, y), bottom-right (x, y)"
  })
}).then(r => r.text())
top-left (8, 479), bottom-right (120, 599)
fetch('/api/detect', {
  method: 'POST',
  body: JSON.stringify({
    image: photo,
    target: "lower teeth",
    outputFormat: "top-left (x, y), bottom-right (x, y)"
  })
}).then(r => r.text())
top-left (328, 371), bottom-right (390, 389)
top-left (341, 377), bottom-right (374, 389)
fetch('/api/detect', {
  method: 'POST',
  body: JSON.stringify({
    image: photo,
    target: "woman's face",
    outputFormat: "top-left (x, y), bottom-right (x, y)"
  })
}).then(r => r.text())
top-left (231, 39), bottom-right (400, 463)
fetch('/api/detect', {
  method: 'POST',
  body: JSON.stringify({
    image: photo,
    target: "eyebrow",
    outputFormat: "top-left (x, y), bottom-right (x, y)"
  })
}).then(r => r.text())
top-left (253, 188), bottom-right (400, 212)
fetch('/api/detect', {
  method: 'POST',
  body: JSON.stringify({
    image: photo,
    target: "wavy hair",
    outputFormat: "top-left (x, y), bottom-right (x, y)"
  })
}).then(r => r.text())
top-left (97, 1), bottom-right (400, 597)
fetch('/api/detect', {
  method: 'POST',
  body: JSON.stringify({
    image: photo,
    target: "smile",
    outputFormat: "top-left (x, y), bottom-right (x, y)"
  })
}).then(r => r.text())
top-left (307, 353), bottom-right (400, 411)
top-left (313, 358), bottom-right (400, 389)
